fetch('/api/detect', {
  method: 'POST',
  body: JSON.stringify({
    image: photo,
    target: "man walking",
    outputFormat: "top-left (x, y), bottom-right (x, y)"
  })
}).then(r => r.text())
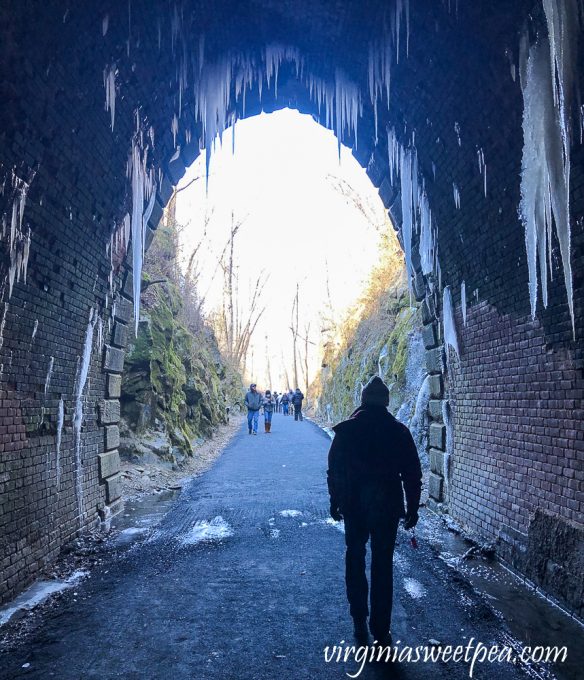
top-left (292, 388), bottom-right (304, 421)
top-left (245, 383), bottom-right (262, 435)
top-left (327, 376), bottom-right (422, 645)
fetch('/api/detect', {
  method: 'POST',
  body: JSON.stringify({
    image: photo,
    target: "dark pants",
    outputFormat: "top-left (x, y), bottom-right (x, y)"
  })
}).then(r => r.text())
top-left (294, 407), bottom-right (303, 421)
top-left (344, 513), bottom-right (400, 637)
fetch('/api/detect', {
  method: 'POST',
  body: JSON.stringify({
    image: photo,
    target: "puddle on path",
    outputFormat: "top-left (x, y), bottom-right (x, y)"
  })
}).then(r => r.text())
top-left (110, 488), bottom-right (182, 544)
top-left (418, 515), bottom-right (583, 680)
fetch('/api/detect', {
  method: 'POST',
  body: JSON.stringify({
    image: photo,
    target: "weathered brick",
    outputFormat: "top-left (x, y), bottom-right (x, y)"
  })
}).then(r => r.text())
top-left (104, 425), bottom-right (120, 451)
top-left (428, 473), bottom-right (444, 501)
top-left (429, 422), bottom-right (446, 450)
top-left (107, 374), bottom-right (122, 399)
top-left (105, 473), bottom-right (123, 503)
top-left (104, 346), bottom-right (125, 373)
top-left (98, 450), bottom-right (120, 480)
top-left (99, 400), bottom-right (121, 425)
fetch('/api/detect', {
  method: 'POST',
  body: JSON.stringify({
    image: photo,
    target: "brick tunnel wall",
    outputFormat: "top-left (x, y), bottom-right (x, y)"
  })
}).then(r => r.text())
top-left (0, 0), bottom-right (582, 614)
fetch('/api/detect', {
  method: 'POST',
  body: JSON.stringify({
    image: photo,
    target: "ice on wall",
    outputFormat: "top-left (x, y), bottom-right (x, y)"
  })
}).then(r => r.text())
top-left (102, 14), bottom-right (109, 37)
top-left (103, 65), bottom-right (117, 131)
top-left (477, 148), bottom-right (487, 197)
top-left (461, 281), bottom-right (467, 325)
top-left (418, 184), bottom-right (434, 275)
top-left (127, 136), bottom-right (155, 335)
top-left (56, 398), bottom-right (64, 490)
top-left (519, 9), bottom-right (578, 333)
top-left (44, 356), bottom-right (54, 395)
top-left (73, 308), bottom-right (97, 521)
top-left (442, 286), bottom-right (460, 359)
top-left (452, 183), bottom-right (461, 209)
top-left (399, 146), bottom-right (418, 286)
top-left (5, 173), bottom-right (33, 298)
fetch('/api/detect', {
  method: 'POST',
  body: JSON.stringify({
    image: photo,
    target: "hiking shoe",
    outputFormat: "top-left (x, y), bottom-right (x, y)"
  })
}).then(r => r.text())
top-left (353, 618), bottom-right (369, 645)
top-left (370, 629), bottom-right (392, 647)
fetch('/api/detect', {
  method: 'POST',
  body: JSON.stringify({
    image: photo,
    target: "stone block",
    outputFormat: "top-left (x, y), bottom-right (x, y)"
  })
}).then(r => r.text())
top-left (413, 272), bottom-right (426, 301)
top-left (114, 297), bottom-right (133, 324)
top-left (112, 322), bottom-right (128, 349)
top-left (122, 268), bottom-right (133, 300)
top-left (105, 473), bottom-right (123, 503)
top-left (159, 175), bottom-right (173, 204)
top-left (144, 225), bottom-right (157, 251)
top-left (181, 141), bottom-right (200, 167)
top-left (378, 175), bottom-right (398, 209)
top-left (148, 198), bottom-right (164, 230)
top-left (366, 148), bottom-right (386, 187)
top-left (429, 422), bottom-right (446, 450)
top-left (422, 322), bottom-right (438, 349)
top-left (107, 374), bottom-right (122, 398)
top-left (429, 375), bottom-right (443, 398)
top-left (104, 425), bottom-right (120, 451)
top-left (99, 399), bottom-right (121, 425)
top-left (429, 448), bottom-right (446, 476)
top-left (425, 347), bottom-right (445, 375)
top-left (428, 399), bottom-right (443, 421)
top-left (98, 450), bottom-right (120, 480)
top-left (422, 296), bottom-right (436, 325)
top-left (167, 156), bottom-right (186, 185)
top-left (104, 345), bottom-right (125, 373)
top-left (428, 472), bottom-right (444, 501)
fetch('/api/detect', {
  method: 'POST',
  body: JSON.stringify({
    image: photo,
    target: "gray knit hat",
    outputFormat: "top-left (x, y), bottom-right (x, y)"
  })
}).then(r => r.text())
top-left (361, 376), bottom-right (390, 407)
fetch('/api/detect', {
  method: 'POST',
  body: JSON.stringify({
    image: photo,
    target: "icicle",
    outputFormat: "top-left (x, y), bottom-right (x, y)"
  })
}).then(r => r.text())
top-left (56, 398), bottom-right (64, 490)
top-left (102, 14), bottom-right (109, 37)
top-left (103, 65), bottom-right (116, 131)
top-left (387, 127), bottom-right (399, 184)
top-left (0, 303), bottom-right (8, 354)
top-left (519, 22), bottom-right (576, 332)
top-left (477, 148), bottom-right (487, 197)
top-left (399, 146), bottom-right (419, 286)
top-left (334, 70), bottom-right (361, 153)
top-left (128, 135), bottom-right (155, 335)
top-left (171, 114), bottom-right (179, 148)
top-left (442, 286), bottom-right (460, 359)
top-left (453, 183), bottom-right (460, 209)
top-left (6, 174), bottom-right (33, 298)
top-left (31, 318), bottom-right (38, 340)
top-left (418, 185), bottom-right (434, 275)
top-left (73, 308), bottom-right (97, 522)
top-left (44, 356), bottom-right (54, 396)
top-left (454, 121), bottom-right (461, 146)
top-left (461, 281), bottom-right (467, 325)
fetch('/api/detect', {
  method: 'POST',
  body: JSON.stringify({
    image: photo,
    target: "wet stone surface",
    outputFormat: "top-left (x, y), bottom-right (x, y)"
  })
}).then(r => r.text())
top-left (0, 415), bottom-right (575, 679)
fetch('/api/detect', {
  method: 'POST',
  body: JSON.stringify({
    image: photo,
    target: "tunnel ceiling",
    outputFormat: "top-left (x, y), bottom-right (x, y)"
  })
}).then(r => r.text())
top-left (0, 0), bottom-right (582, 338)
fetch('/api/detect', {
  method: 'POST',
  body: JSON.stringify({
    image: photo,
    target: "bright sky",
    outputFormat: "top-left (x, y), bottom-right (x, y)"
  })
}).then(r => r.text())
top-left (175, 108), bottom-right (392, 392)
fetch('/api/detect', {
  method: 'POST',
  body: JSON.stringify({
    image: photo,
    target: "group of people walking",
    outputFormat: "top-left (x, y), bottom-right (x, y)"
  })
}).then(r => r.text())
top-left (244, 384), bottom-right (305, 434)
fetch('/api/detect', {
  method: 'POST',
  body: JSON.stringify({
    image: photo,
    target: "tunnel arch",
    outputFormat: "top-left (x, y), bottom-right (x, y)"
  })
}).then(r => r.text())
top-left (0, 0), bottom-right (583, 614)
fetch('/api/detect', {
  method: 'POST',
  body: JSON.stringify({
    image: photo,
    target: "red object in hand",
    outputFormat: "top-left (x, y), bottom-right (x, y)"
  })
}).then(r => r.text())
top-left (410, 533), bottom-right (418, 549)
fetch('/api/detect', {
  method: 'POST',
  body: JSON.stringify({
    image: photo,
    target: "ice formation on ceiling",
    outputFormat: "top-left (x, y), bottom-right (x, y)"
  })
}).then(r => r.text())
top-left (519, 0), bottom-right (580, 334)
top-left (368, 0), bottom-right (410, 140)
top-left (387, 127), bottom-right (437, 284)
top-left (127, 128), bottom-right (156, 336)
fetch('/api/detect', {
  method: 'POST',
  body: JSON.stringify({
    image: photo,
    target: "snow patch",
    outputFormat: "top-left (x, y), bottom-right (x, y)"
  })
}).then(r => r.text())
top-left (403, 577), bottom-right (427, 599)
top-left (323, 517), bottom-right (345, 533)
top-left (0, 570), bottom-right (88, 627)
top-left (279, 510), bottom-right (302, 518)
top-left (181, 516), bottom-right (233, 545)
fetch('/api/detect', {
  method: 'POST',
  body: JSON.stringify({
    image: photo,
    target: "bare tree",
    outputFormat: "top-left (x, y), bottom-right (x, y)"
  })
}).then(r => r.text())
top-left (212, 212), bottom-right (267, 374)
top-left (290, 283), bottom-right (300, 389)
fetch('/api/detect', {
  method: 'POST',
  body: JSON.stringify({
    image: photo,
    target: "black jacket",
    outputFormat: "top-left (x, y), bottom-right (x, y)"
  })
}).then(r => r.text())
top-left (327, 405), bottom-right (422, 519)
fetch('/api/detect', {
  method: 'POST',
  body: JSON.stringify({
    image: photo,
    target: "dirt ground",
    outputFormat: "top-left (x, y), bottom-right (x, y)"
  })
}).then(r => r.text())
top-left (120, 414), bottom-right (245, 499)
